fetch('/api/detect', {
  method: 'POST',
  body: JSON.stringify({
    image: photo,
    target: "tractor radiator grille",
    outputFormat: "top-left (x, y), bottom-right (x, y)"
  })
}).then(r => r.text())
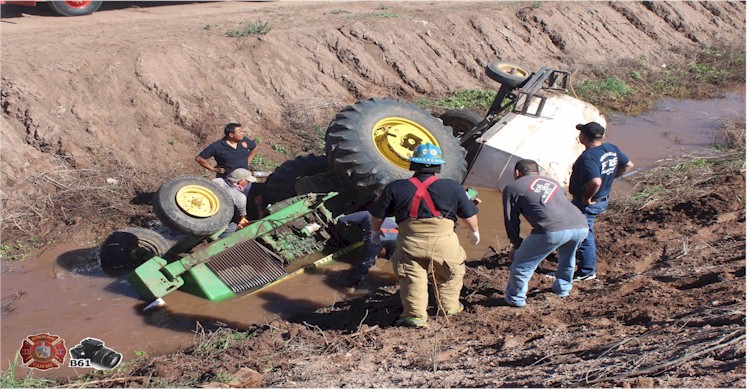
top-left (205, 240), bottom-right (287, 293)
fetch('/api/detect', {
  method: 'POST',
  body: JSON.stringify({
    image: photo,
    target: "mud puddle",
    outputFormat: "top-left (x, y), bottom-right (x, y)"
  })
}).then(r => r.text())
top-left (1, 91), bottom-right (744, 379)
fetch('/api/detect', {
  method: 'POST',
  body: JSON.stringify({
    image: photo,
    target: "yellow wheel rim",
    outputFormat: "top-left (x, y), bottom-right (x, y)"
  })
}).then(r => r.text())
top-left (499, 63), bottom-right (529, 78)
top-left (371, 117), bottom-right (439, 170)
top-left (175, 185), bottom-right (220, 218)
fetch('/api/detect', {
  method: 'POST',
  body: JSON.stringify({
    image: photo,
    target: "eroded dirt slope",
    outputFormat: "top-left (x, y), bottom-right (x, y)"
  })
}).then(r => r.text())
top-left (1, 1), bottom-right (746, 241)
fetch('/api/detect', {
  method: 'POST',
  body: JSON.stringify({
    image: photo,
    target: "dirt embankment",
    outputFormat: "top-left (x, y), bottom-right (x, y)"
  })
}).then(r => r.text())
top-left (0, 1), bottom-right (746, 243)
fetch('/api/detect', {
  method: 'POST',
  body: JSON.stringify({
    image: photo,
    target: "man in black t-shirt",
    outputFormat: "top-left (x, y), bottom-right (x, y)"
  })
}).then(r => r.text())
top-left (196, 122), bottom-right (258, 179)
top-left (369, 143), bottom-right (480, 328)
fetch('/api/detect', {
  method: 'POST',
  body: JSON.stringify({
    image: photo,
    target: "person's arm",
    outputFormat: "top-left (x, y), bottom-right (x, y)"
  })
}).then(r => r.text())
top-left (370, 215), bottom-right (385, 242)
top-left (502, 190), bottom-right (523, 249)
top-left (615, 160), bottom-right (635, 178)
top-left (370, 215), bottom-right (385, 234)
top-left (247, 148), bottom-right (258, 167)
top-left (196, 156), bottom-right (225, 174)
top-left (581, 177), bottom-right (602, 205)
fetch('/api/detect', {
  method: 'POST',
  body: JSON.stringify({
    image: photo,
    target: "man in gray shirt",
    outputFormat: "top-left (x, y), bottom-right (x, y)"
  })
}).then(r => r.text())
top-left (502, 159), bottom-right (588, 307)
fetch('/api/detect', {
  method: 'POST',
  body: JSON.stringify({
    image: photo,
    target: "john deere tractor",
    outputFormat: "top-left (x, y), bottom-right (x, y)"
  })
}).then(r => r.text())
top-left (100, 60), bottom-right (603, 304)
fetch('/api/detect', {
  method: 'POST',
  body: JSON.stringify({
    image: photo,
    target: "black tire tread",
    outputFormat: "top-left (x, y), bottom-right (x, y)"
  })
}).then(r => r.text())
top-left (326, 98), bottom-right (467, 194)
top-left (262, 154), bottom-right (329, 205)
top-left (99, 227), bottom-right (170, 275)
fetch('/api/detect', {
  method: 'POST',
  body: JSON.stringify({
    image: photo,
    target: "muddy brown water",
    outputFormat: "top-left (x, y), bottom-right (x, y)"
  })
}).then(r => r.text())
top-left (1, 91), bottom-right (744, 379)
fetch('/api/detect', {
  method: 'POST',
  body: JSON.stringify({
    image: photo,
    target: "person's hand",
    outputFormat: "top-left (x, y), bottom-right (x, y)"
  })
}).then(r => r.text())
top-left (469, 230), bottom-right (480, 245)
top-left (214, 166), bottom-right (226, 174)
top-left (238, 217), bottom-right (250, 229)
top-left (371, 230), bottom-right (384, 245)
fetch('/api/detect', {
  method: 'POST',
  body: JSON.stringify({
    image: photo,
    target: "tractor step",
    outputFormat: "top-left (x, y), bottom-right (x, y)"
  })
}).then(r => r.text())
top-left (205, 239), bottom-right (287, 293)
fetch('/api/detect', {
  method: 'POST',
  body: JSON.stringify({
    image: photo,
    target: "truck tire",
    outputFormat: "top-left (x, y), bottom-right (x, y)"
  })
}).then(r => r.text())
top-left (99, 227), bottom-right (171, 275)
top-left (326, 98), bottom-right (467, 194)
top-left (262, 154), bottom-right (329, 206)
top-left (47, 1), bottom-right (103, 16)
top-left (440, 109), bottom-right (484, 138)
top-left (485, 61), bottom-right (530, 89)
top-left (152, 176), bottom-right (233, 236)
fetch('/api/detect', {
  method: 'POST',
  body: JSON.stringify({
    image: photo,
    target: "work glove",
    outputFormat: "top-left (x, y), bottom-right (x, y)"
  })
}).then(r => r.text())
top-left (371, 230), bottom-right (384, 246)
top-left (469, 231), bottom-right (480, 245)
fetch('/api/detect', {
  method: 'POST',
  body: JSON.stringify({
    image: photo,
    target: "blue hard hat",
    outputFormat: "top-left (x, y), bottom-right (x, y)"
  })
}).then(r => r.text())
top-left (409, 143), bottom-right (446, 165)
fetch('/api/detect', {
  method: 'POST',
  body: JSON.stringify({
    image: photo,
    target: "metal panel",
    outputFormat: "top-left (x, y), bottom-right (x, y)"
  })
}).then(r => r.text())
top-left (205, 240), bottom-right (287, 293)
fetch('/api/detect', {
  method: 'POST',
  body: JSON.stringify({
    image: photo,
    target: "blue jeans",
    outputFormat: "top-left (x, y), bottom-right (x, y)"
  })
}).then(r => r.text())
top-left (505, 227), bottom-right (588, 306)
top-left (573, 199), bottom-right (609, 275)
top-left (352, 232), bottom-right (398, 282)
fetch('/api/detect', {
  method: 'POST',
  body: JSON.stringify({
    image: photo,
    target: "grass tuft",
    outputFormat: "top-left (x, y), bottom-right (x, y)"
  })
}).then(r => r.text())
top-left (226, 20), bottom-right (272, 37)
top-left (436, 89), bottom-right (496, 110)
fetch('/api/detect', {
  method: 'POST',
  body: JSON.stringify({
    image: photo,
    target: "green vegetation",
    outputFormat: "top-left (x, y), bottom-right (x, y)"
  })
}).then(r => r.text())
top-left (197, 329), bottom-right (255, 352)
top-left (0, 241), bottom-right (28, 261)
top-left (532, 1), bottom-right (543, 8)
top-left (226, 20), bottom-right (272, 37)
top-left (251, 155), bottom-right (279, 170)
top-left (436, 89), bottom-right (497, 110)
top-left (573, 43), bottom-right (745, 115)
top-left (272, 143), bottom-right (289, 155)
top-left (329, 9), bottom-right (349, 14)
top-left (168, 137), bottom-right (177, 146)
top-left (0, 357), bottom-right (55, 388)
top-left (364, 11), bottom-right (399, 18)
top-left (134, 350), bottom-right (147, 358)
top-left (574, 76), bottom-right (630, 105)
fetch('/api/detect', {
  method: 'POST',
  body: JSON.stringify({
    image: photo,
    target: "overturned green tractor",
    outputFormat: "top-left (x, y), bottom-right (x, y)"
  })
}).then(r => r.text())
top-left (101, 60), bottom-right (603, 305)
top-left (102, 97), bottom-right (470, 304)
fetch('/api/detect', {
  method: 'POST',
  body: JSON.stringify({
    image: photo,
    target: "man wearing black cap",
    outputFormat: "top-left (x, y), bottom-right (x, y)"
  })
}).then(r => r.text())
top-left (569, 122), bottom-right (635, 281)
top-left (196, 122), bottom-right (258, 179)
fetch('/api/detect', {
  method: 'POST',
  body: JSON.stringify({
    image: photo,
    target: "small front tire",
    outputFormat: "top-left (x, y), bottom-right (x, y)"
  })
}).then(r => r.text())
top-left (485, 61), bottom-right (530, 89)
top-left (152, 176), bottom-right (233, 236)
top-left (99, 227), bottom-right (171, 275)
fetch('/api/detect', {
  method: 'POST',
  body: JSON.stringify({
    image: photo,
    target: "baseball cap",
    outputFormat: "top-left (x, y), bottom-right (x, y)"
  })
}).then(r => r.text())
top-left (228, 168), bottom-right (257, 183)
top-left (576, 122), bottom-right (606, 139)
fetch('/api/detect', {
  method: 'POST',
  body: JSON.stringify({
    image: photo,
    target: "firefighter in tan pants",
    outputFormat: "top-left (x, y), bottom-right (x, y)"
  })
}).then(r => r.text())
top-left (369, 144), bottom-right (480, 327)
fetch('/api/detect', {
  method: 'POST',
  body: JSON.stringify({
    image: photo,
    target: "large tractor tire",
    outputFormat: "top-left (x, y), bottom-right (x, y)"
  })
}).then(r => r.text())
top-left (440, 109), bottom-right (484, 138)
top-left (99, 227), bottom-right (171, 275)
top-left (152, 176), bottom-right (233, 236)
top-left (262, 154), bottom-right (329, 206)
top-left (485, 61), bottom-right (530, 89)
top-left (326, 98), bottom-right (467, 194)
top-left (47, 1), bottom-right (103, 16)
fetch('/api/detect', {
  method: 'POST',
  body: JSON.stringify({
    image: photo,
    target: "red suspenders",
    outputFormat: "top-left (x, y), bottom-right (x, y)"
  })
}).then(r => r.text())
top-left (408, 176), bottom-right (442, 219)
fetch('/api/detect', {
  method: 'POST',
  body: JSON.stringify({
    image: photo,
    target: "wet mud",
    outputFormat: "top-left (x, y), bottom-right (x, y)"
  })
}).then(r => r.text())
top-left (0, 92), bottom-right (744, 381)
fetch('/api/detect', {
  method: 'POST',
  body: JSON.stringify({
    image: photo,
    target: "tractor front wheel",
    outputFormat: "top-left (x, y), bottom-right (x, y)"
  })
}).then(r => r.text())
top-left (152, 176), bottom-right (233, 236)
top-left (485, 61), bottom-right (530, 89)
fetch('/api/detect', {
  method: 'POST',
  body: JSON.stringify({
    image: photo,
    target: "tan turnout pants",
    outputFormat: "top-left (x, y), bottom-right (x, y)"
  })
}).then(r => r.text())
top-left (391, 218), bottom-right (467, 321)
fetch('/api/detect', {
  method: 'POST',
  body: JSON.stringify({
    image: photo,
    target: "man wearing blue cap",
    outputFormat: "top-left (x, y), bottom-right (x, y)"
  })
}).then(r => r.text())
top-left (369, 143), bottom-right (480, 327)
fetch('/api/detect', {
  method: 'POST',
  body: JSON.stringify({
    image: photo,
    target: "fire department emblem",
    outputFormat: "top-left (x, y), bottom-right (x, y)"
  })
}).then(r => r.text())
top-left (19, 333), bottom-right (67, 370)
